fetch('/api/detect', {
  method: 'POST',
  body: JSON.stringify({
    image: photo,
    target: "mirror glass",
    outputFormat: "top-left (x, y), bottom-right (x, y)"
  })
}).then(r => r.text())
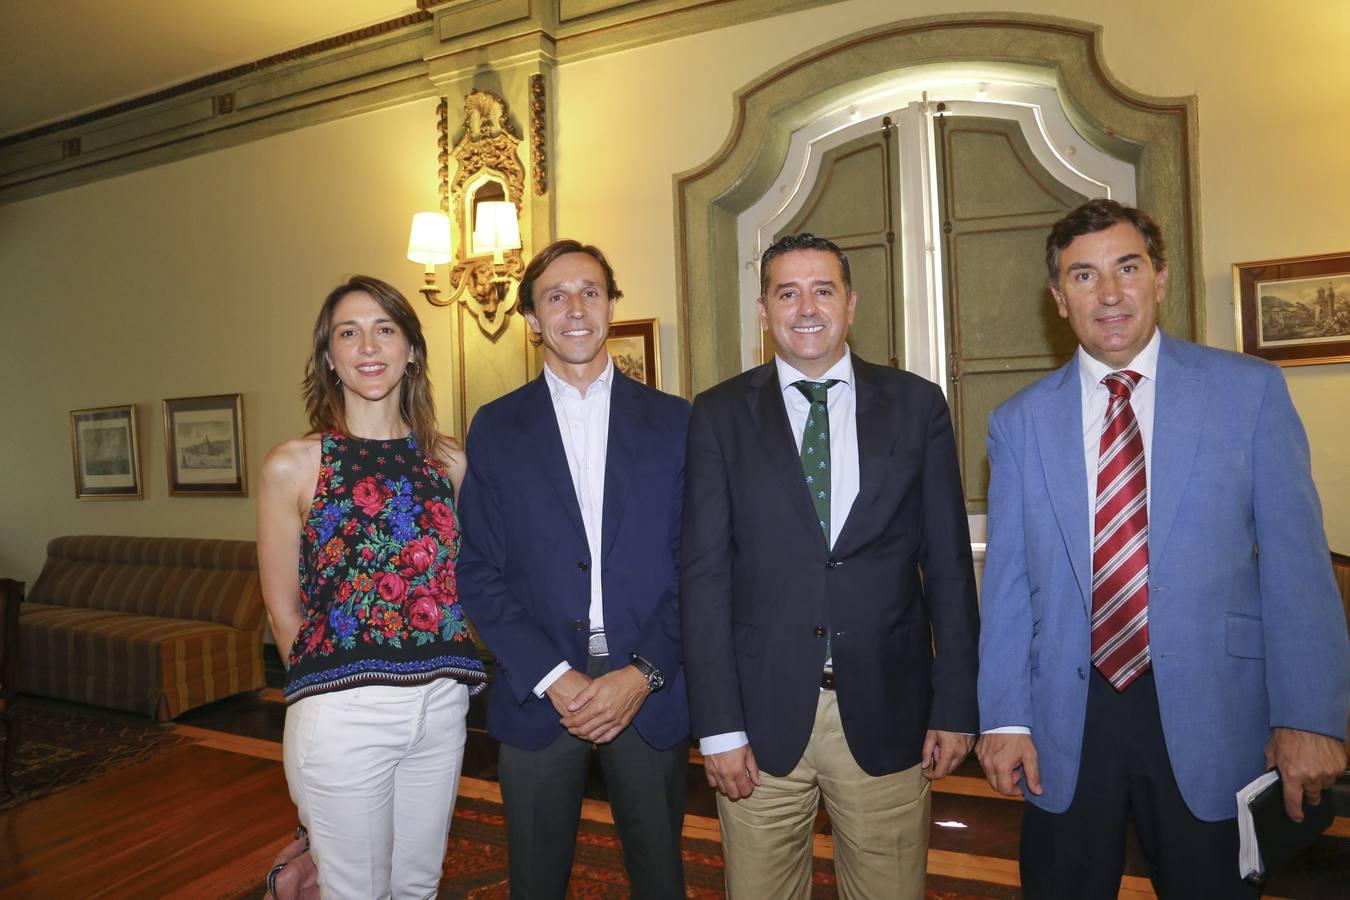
top-left (469, 178), bottom-right (508, 257)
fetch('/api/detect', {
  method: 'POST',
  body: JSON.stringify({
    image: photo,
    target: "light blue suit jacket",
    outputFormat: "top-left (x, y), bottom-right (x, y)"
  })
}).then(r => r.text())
top-left (978, 331), bottom-right (1349, 821)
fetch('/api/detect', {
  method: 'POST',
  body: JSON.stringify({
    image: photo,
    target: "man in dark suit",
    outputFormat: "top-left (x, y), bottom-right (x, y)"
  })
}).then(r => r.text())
top-left (457, 240), bottom-right (690, 900)
top-left (977, 199), bottom-right (1349, 897)
top-left (681, 233), bottom-right (981, 898)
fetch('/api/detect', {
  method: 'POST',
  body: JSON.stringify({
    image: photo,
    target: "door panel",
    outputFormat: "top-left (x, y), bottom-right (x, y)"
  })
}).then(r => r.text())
top-left (937, 115), bottom-right (1088, 512)
top-left (949, 128), bottom-right (1078, 219)
top-left (956, 368), bottom-right (1055, 507)
top-left (772, 126), bottom-right (904, 368)
top-left (951, 228), bottom-right (1078, 361)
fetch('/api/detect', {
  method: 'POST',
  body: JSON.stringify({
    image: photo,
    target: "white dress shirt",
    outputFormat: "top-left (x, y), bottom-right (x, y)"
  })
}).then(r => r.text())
top-left (533, 358), bottom-right (614, 697)
top-left (984, 328), bottom-right (1160, 736)
top-left (1078, 329), bottom-right (1158, 541)
top-left (700, 353), bottom-right (860, 756)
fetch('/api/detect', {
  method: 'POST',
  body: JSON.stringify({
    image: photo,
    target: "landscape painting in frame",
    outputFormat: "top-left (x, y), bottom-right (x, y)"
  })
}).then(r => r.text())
top-left (162, 393), bottom-right (247, 496)
top-left (1234, 252), bottom-right (1350, 366)
top-left (605, 318), bottom-right (660, 389)
top-left (69, 404), bottom-right (142, 499)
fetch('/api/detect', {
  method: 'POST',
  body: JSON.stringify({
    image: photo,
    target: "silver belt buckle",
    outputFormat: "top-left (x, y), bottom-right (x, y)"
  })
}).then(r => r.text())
top-left (587, 629), bottom-right (609, 657)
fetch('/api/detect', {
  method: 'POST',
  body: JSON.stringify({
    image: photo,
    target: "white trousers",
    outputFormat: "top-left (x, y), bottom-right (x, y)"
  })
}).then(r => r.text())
top-left (283, 678), bottom-right (469, 900)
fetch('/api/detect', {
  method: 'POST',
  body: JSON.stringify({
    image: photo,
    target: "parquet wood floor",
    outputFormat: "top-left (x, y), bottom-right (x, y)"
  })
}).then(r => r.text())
top-left (0, 744), bottom-right (291, 898)
top-left (1, 686), bottom-right (1341, 898)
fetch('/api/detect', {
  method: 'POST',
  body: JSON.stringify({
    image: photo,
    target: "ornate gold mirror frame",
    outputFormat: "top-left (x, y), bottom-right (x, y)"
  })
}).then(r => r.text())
top-left (429, 89), bottom-right (527, 339)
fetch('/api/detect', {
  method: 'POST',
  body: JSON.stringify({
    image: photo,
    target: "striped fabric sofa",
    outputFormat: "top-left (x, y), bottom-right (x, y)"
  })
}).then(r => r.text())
top-left (20, 535), bottom-right (266, 720)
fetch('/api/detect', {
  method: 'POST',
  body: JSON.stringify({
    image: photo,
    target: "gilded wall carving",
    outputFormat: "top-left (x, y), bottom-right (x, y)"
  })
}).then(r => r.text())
top-left (432, 90), bottom-right (527, 339)
top-left (529, 74), bottom-right (548, 196)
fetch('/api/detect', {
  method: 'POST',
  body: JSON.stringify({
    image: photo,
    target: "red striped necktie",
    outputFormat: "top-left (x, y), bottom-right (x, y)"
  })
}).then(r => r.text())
top-left (1091, 370), bottom-right (1150, 691)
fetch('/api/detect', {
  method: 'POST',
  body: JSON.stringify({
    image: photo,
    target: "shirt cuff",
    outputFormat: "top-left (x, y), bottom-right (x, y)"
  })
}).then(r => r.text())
top-left (699, 731), bottom-right (749, 756)
top-left (533, 661), bottom-right (572, 698)
top-left (982, 725), bottom-right (1031, 735)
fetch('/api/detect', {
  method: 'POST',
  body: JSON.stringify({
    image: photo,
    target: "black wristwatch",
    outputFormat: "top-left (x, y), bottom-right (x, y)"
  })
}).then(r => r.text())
top-left (629, 653), bottom-right (665, 692)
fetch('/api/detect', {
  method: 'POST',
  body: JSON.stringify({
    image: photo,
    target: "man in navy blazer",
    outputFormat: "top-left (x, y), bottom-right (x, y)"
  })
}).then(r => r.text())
top-left (978, 199), bottom-right (1349, 898)
top-left (682, 233), bottom-right (980, 898)
top-left (457, 240), bottom-right (690, 899)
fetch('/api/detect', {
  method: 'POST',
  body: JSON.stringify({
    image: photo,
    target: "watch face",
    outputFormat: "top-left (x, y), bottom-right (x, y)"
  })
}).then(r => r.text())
top-left (649, 671), bottom-right (665, 690)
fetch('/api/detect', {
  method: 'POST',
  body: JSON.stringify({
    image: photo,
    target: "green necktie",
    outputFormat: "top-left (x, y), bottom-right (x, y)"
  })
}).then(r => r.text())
top-left (793, 379), bottom-right (840, 545)
top-left (794, 378), bottom-right (839, 667)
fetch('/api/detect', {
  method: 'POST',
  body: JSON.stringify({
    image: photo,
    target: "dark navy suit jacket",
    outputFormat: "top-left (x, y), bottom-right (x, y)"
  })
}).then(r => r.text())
top-left (681, 355), bottom-right (980, 777)
top-left (457, 370), bottom-right (691, 751)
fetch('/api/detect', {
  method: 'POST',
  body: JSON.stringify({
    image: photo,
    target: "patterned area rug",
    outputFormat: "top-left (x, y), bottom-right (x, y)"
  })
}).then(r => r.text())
top-left (229, 795), bottom-right (1020, 899)
top-left (0, 695), bottom-right (196, 810)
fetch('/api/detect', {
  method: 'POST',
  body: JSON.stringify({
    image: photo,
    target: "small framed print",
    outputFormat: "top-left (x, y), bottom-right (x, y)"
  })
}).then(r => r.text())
top-left (162, 393), bottom-right (247, 497)
top-left (69, 404), bottom-right (143, 499)
top-left (606, 318), bottom-right (660, 389)
top-left (1233, 252), bottom-right (1350, 366)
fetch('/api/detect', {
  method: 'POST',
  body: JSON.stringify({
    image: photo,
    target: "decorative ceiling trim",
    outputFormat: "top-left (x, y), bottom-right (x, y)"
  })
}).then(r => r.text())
top-left (0, 11), bottom-right (433, 149)
top-left (0, 0), bottom-right (848, 204)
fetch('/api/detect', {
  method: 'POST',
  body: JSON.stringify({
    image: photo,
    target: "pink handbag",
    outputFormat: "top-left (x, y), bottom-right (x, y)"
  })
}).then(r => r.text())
top-left (263, 825), bottom-right (320, 900)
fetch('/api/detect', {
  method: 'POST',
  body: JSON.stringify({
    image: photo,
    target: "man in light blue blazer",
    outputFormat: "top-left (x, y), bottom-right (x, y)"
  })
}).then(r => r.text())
top-left (977, 199), bottom-right (1348, 898)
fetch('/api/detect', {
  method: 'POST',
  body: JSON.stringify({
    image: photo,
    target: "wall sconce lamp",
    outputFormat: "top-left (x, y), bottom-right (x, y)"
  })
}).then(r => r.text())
top-left (471, 200), bottom-right (522, 317)
top-left (407, 211), bottom-right (453, 306)
top-left (406, 201), bottom-right (523, 325)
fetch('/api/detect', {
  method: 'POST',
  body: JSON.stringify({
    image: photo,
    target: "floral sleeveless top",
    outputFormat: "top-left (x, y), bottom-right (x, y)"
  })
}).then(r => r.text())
top-left (283, 431), bottom-right (487, 702)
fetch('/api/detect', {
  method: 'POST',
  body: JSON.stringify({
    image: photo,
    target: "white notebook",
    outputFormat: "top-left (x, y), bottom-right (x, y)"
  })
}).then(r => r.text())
top-left (1236, 769), bottom-right (1280, 879)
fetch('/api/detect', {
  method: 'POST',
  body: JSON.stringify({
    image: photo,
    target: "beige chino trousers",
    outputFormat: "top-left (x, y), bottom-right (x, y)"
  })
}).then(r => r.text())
top-left (717, 690), bottom-right (931, 899)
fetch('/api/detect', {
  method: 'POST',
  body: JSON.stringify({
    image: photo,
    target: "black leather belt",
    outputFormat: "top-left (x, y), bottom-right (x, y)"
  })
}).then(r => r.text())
top-left (820, 669), bottom-right (835, 690)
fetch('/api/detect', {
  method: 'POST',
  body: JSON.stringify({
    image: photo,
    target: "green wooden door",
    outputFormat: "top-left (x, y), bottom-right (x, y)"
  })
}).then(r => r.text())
top-left (772, 121), bottom-right (905, 369)
top-left (934, 114), bottom-right (1087, 513)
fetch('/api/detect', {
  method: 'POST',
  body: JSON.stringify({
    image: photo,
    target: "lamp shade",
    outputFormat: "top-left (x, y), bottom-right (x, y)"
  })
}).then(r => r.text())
top-left (473, 201), bottom-right (522, 255)
top-left (407, 212), bottom-right (452, 265)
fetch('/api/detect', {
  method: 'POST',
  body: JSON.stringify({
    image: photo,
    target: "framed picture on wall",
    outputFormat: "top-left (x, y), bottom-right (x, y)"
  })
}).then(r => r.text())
top-left (606, 318), bottom-right (660, 389)
top-left (162, 393), bottom-right (247, 496)
top-left (69, 404), bottom-right (143, 499)
top-left (1233, 252), bottom-right (1350, 366)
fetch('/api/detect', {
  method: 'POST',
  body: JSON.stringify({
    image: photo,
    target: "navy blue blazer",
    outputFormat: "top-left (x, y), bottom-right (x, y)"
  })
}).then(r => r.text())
top-left (681, 355), bottom-right (980, 777)
top-left (457, 369), bottom-right (691, 751)
top-left (979, 333), bottom-right (1350, 820)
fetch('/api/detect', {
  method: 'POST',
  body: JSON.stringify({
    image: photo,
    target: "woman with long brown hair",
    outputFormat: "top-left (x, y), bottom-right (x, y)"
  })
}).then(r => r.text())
top-left (257, 275), bottom-right (486, 899)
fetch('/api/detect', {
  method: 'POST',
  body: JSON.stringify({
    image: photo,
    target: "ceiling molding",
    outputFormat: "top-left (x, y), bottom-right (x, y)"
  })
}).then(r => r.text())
top-left (0, 11), bottom-right (435, 151)
top-left (0, 0), bottom-right (846, 204)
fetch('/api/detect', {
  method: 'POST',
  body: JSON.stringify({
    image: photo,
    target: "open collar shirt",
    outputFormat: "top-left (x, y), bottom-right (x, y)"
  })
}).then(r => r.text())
top-left (533, 357), bottom-right (614, 696)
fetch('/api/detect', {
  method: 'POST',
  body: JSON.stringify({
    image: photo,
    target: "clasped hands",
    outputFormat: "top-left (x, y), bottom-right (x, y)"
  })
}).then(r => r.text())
top-left (546, 666), bottom-right (650, 745)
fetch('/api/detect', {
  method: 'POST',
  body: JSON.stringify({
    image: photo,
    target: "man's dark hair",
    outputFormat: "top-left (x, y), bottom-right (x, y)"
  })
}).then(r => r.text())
top-left (1045, 199), bottom-right (1166, 286)
top-left (759, 233), bottom-right (852, 297)
top-left (517, 238), bottom-right (623, 315)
